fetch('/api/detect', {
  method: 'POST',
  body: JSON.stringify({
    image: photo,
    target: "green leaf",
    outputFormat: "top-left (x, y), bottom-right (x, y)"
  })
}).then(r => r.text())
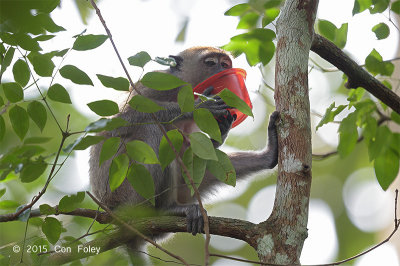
top-left (24, 137), bottom-right (52, 144)
top-left (0, 115), bottom-right (4, 141)
top-left (369, 0), bottom-right (390, 13)
top-left (391, 111), bottom-right (400, 125)
top-left (20, 161), bottom-right (47, 183)
top-left (27, 101), bottom-right (47, 131)
top-left (126, 140), bottom-right (159, 164)
top-left (365, 49), bottom-right (394, 76)
top-left (206, 149), bottom-right (236, 186)
top-left (42, 217), bottom-right (62, 244)
top-left (0, 96), bottom-right (4, 107)
top-left (96, 74), bottom-right (129, 91)
top-left (237, 12), bottom-right (259, 29)
top-left (391, 1), bottom-right (400, 14)
top-left (264, 0), bottom-right (282, 8)
top-left (9, 105), bottom-right (29, 140)
top-left (159, 129), bottom-right (183, 170)
top-left (60, 65), bottom-right (93, 85)
top-left (141, 72), bottom-right (186, 91)
top-left (353, 0), bottom-right (372, 15)
top-left (316, 102), bottom-right (346, 130)
top-left (368, 125), bottom-right (393, 160)
top-left (99, 137), bottom-right (120, 166)
top-left (181, 148), bottom-right (207, 195)
top-left (66, 135), bottom-right (105, 152)
top-left (47, 84), bottom-right (72, 104)
top-left (109, 153), bottom-right (130, 192)
top-left (178, 85), bottom-right (195, 113)
top-left (87, 100), bottom-right (119, 116)
top-left (0, 47), bottom-right (15, 76)
top-left (38, 13), bottom-right (66, 33)
top-left (0, 200), bottom-right (20, 210)
top-left (72, 34), bottom-right (108, 51)
top-left (374, 149), bottom-right (399, 190)
top-left (12, 59), bottom-right (30, 87)
top-left (2, 82), bottom-right (23, 103)
top-left (262, 8), bottom-right (280, 27)
top-left (14, 33), bottom-right (42, 51)
top-left (189, 132), bottom-right (217, 160)
top-left (127, 164), bottom-right (155, 206)
top-left (219, 89), bottom-right (253, 117)
top-left (129, 95), bottom-right (165, 113)
top-left (58, 192), bottom-right (85, 212)
top-left (372, 22), bottom-right (390, 40)
top-left (27, 51), bottom-right (55, 77)
top-left (224, 3), bottom-right (250, 16)
top-left (34, 35), bottom-right (56, 42)
top-left (128, 51), bottom-right (152, 68)
top-left (194, 108), bottom-right (221, 143)
top-left (335, 23), bottom-right (348, 49)
top-left (338, 112), bottom-right (358, 157)
top-left (318, 20), bottom-right (348, 49)
top-left (39, 204), bottom-right (56, 215)
top-left (85, 117), bottom-right (128, 133)
top-left (0, 188), bottom-right (5, 199)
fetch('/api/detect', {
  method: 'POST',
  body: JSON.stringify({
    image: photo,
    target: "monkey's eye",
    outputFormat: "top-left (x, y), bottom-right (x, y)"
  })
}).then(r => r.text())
top-left (204, 57), bottom-right (218, 67)
top-left (221, 58), bottom-right (231, 69)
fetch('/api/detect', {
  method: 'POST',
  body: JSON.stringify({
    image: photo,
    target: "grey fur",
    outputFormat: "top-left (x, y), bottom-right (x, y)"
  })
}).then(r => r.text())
top-left (89, 46), bottom-right (279, 253)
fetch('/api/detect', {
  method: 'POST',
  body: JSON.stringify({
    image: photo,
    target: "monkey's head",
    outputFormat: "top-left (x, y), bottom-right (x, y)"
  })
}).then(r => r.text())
top-left (170, 47), bottom-right (232, 88)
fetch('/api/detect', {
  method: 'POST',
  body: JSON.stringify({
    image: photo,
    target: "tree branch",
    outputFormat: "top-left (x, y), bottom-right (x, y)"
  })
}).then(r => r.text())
top-left (311, 34), bottom-right (400, 114)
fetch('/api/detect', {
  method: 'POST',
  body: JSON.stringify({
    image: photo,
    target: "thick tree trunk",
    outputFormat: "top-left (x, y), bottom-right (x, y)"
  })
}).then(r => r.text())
top-left (257, 0), bottom-right (318, 264)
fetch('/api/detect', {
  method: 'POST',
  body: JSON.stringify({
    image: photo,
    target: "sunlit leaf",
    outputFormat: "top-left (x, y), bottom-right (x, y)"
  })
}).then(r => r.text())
top-left (224, 3), bottom-right (250, 16)
top-left (126, 140), bottom-right (159, 164)
top-left (27, 51), bottom-right (55, 77)
top-left (374, 149), bottom-right (399, 190)
top-left (372, 22), bottom-right (390, 40)
top-left (338, 112), bottom-right (358, 157)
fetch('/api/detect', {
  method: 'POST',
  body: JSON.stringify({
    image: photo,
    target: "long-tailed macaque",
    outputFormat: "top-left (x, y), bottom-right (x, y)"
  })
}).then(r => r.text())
top-left (89, 46), bottom-right (279, 239)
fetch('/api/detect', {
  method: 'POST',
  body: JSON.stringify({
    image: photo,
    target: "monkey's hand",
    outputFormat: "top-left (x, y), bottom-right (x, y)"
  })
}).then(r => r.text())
top-left (212, 112), bottom-right (236, 147)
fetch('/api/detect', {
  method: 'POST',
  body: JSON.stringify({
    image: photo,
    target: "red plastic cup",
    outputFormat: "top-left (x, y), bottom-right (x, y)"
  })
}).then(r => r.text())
top-left (192, 68), bottom-right (252, 128)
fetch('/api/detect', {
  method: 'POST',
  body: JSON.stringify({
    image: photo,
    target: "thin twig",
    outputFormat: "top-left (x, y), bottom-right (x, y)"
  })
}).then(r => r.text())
top-left (86, 191), bottom-right (189, 266)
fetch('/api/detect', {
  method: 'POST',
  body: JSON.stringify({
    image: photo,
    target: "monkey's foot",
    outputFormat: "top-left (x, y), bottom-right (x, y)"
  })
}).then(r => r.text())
top-left (186, 204), bottom-right (207, 235)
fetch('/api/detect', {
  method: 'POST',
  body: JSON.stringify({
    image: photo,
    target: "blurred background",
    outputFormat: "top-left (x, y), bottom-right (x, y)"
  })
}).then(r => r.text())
top-left (0, 0), bottom-right (399, 265)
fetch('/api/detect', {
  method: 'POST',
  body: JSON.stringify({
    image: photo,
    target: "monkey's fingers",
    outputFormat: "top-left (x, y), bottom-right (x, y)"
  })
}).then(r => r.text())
top-left (268, 111), bottom-right (280, 129)
top-left (202, 86), bottom-right (214, 96)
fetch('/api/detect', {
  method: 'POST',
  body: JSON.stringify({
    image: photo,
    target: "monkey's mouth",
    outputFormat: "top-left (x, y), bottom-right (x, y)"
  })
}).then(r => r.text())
top-left (193, 68), bottom-right (252, 128)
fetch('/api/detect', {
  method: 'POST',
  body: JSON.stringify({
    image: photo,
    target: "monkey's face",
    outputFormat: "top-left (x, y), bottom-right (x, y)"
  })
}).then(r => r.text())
top-left (174, 47), bottom-right (233, 88)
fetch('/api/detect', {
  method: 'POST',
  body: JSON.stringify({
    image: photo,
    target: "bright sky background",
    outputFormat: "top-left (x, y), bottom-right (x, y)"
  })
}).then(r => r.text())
top-left (26, 0), bottom-right (400, 265)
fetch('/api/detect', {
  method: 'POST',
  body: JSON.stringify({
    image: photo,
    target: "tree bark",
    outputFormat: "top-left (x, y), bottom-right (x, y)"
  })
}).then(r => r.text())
top-left (258, 0), bottom-right (318, 264)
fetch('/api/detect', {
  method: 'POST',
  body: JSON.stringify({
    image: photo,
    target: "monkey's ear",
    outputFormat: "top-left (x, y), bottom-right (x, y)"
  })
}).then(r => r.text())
top-left (169, 55), bottom-right (183, 71)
